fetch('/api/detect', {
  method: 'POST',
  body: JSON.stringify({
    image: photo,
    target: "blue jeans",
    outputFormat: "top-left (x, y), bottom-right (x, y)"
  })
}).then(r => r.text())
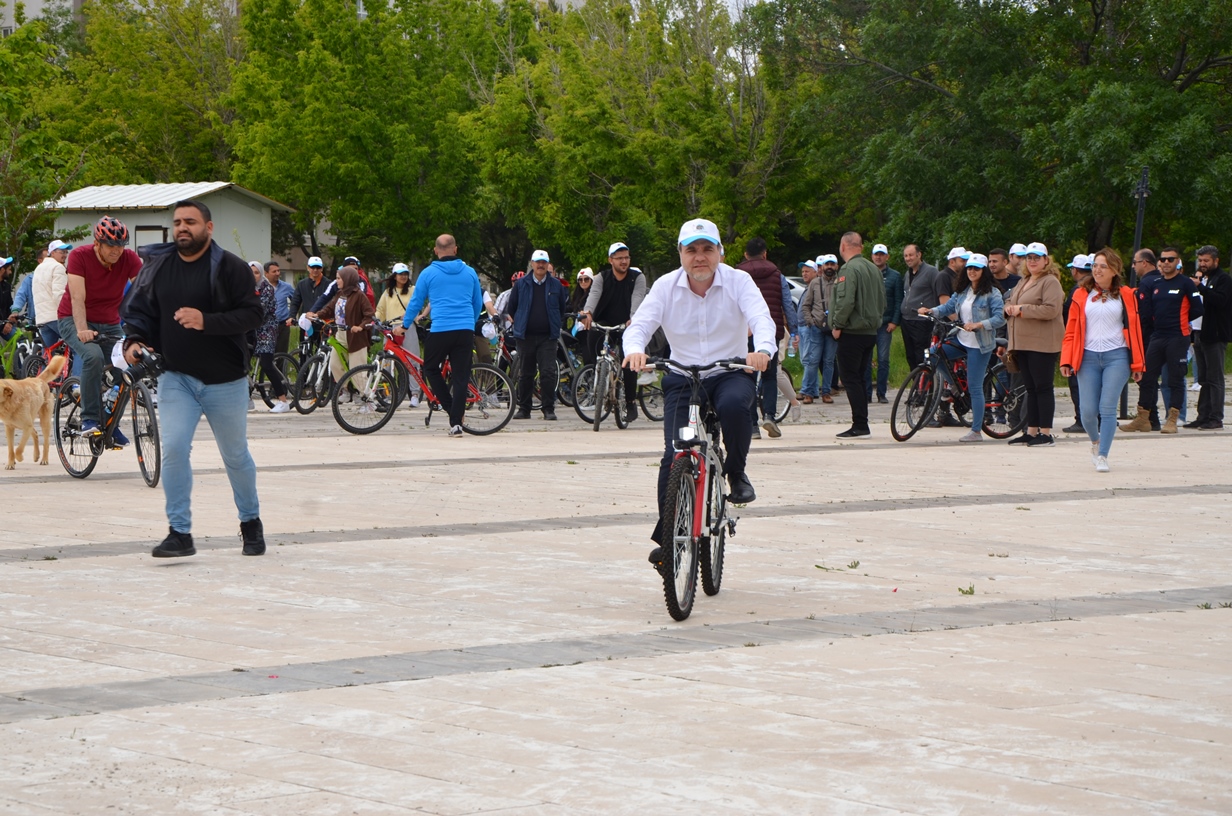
top-left (38, 322), bottom-right (61, 349)
top-left (799, 326), bottom-right (822, 397)
top-left (864, 324), bottom-right (894, 400)
top-left (57, 317), bottom-right (121, 425)
top-left (160, 372), bottom-right (260, 534)
top-left (941, 341), bottom-right (992, 431)
top-left (819, 332), bottom-right (839, 395)
top-left (1077, 347), bottom-right (1130, 458)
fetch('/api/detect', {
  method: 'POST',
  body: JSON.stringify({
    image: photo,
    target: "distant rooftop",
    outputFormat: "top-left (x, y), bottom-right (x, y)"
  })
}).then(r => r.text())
top-left (49, 182), bottom-right (293, 213)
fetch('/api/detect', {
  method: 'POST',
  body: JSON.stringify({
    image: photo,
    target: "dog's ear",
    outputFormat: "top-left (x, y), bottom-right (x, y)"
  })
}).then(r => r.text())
top-left (1, 385), bottom-right (12, 398)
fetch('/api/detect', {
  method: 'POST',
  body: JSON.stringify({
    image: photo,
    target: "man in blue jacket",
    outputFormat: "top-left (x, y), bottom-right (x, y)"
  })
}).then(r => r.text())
top-left (506, 249), bottom-right (567, 420)
top-left (395, 234), bottom-right (483, 436)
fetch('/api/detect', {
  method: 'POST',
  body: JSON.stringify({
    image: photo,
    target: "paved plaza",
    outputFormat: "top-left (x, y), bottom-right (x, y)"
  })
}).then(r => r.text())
top-left (1, 396), bottom-right (1229, 815)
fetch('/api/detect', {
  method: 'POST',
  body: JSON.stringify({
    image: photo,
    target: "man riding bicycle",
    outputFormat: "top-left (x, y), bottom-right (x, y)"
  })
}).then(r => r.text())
top-left (582, 241), bottom-right (647, 423)
top-left (622, 218), bottom-right (774, 566)
top-left (56, 216), bottom-right (142, 445)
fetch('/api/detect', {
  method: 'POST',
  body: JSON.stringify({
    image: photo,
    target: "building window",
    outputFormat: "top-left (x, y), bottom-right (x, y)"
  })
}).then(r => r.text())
top-left (134, 225), bottom-right (168, 247)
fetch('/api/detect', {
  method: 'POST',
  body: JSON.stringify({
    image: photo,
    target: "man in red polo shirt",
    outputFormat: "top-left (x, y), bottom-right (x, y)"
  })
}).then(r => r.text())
top-left (56, 216), bottom-right (142, 442)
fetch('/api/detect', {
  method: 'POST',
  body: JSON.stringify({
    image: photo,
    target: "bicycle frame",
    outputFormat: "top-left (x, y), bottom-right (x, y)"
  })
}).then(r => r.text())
top-left (375, 324), bottom-right (478, 409)
top-left (922, 318), bottom-right (972, 414)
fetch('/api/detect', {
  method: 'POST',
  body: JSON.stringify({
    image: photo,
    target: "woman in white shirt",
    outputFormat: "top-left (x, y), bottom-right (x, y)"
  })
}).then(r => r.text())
top-left (1060, 249), bottom-right (1146, 472)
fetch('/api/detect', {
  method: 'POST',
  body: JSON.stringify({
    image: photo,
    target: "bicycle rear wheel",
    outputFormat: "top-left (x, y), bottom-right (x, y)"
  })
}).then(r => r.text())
top-left (272, 353), bottom-right (301, 402)
top-left (332, 364), bottom-right (399, 435)
top-left (613, 377), bottom-right (629, 429)
top-left (660, 455), bottom-right (700, 621)
top-left (638, 376), bottom-right (664, 421)
top-left (54, 377), bottom-right (101, 479)
top-left (571, 363), bottom-right (599, 422)
top-left (699, 452), bottom-right (727, 596)
top-left (462, 363), bottom-right (514, 435)
top-left (131, 381), bottom-right (160, 488)
top-left (982, 362), bottom-right (1027, 439)
top-left (890, 365), bottom-right (939, 442)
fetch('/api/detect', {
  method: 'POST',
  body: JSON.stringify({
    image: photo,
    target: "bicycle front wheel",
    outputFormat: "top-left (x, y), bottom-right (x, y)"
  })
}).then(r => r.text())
top-left (54, 377), bottom-right (100, 479)
top-left (661, 455), bottom-right (700, 621)
top-left (572, 363), bottom-right (598, 422)
top-left (462, 363), bottom-right (514, 435)
top-left (638, 373), bottom-right (664, 421)
top-left (332, 364), bottom-right (399, 435)
top-left (593, 358), bottom-right (611, 432)
top-left (982, 362), bottom-right (1027, 439)
top-left (890, 365), bottom-right (939, 442)
top-left (131, 381), bottom-right (160, 488)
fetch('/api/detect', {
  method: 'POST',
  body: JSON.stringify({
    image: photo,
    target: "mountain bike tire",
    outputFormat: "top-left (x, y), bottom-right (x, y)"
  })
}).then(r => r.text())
top-left (272, 353), bottom-right (301, 403)
top-left (131, 381), bottom-right (160, 488)
top-left (571, 364), bottom-right (607, 423)
top-left (699, 450), bottom-right (727, 597)
top-left (462, 363), bottom-right (515, 435)
top-left (660, 455), bottom-right (700, 621)
top-left (332, 364), bottom-right (399, 435)
top-left (613, 377), bottom-right (629, 429)
top-left (638, 380), bottom-right (664, 421)
top-left (294, 354), bottom-right (326, 414)
top-left (981, 362), bottom-right (1027, 439)
top-left (592, 359), bottom-right (611, 432)
top-left (890, 365), bottom-right (939, 442)
top-left (54, 377), bottom-right (100, 479)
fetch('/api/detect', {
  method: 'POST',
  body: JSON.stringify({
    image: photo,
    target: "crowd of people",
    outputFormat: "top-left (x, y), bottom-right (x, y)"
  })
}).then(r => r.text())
top-left (1, 210), bottom-right (1228, 560)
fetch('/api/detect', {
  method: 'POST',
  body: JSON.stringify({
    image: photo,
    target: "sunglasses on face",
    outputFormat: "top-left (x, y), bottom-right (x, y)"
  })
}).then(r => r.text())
top-left (1159, 256), bottom-right (1179, 262)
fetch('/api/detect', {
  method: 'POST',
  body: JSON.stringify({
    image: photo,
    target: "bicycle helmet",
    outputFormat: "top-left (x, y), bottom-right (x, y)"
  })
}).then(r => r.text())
top-left (94, 216), bottom-right (130, 247)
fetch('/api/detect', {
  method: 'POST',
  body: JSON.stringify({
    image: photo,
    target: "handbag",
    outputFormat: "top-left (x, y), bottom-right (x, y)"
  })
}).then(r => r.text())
top-left (1004, 349), bottom-right (1020, 374)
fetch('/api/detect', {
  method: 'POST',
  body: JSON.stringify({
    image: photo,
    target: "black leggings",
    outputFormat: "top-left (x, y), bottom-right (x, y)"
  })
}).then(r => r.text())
top-left (1017, 350), bottom-right (1057, 429)
top-left (257, 352), bottom-right (287, 399)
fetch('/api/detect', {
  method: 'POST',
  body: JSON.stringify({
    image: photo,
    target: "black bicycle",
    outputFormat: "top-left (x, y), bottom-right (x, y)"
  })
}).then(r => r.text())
top-left (889, 313), bottom-right (1025, 442)
top-left (649, 357), bottom-right (748, 621)
top-left (55, 349), bottom-right (163, 486)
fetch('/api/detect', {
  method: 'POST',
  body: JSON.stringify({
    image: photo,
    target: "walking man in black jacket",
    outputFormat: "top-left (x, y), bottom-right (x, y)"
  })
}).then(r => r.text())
top-left (123, 200), bottom-right (267, 558)
top-left (1191, 245), bottom-right (1230, 429)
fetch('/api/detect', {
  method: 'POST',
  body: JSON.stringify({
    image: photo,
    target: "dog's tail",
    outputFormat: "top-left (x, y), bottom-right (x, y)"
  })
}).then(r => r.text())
top-left (38, 355), bottom-right (68, 384)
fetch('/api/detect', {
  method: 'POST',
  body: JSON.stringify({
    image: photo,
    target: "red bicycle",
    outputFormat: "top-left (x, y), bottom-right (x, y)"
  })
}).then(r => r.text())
top-left (648, 357), bottom-right (749, 621)
top-left (23, 338), bottom-right (74, 392)
top-left (330, 321), bottom-right (515, 435)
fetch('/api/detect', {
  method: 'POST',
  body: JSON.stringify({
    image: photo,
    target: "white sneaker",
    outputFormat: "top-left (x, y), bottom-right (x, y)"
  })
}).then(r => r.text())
top-left (959, 430), bottom-right (982, 443)
top-left (1095, 455), bottom-right (1110, 472)
top-left (247, 399), bottom-right (256, 411)
top-left (409, 394), bottom-right (420, 407)
top-left (1189, 382), bottom-right (1201, 392)
top-left (1090, 442), bottom-right (1098, 466)
top-left (790, 403), bottom-right (801, 423)
top-left (358, 403), bottom-right (375, 415)
top-left (448, 424), bottom-right (463, 437)
top-left (637, 371), bottom-right (656, 386)
top-left (270, 401), bottom-right (291, 414)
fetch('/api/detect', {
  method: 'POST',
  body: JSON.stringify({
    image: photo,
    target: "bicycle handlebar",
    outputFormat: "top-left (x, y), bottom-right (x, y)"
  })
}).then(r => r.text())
top-left (647, 357), bottom-right (754, 376)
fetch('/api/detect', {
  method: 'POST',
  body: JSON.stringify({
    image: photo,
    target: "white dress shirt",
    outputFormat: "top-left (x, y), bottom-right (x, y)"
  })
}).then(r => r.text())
top-left (624, 263), bottom-right (776, 369)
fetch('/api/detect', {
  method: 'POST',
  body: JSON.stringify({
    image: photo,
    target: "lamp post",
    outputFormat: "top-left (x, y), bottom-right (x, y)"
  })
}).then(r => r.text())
top-left (1121, 166), bottom-right (1150, 418)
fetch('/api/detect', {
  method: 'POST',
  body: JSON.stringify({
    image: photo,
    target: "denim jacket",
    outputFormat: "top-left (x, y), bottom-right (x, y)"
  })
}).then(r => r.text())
top-left (929, 287), bottom-right (1006, 354)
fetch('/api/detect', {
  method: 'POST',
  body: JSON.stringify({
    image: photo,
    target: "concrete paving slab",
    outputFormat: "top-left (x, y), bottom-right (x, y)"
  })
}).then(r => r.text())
top-left (1, 404), bottom-right (1230, 813)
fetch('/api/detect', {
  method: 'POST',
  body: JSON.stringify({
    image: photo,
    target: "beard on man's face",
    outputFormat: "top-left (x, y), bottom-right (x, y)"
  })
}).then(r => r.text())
top-left (175, 230), bottom-right (209, 256)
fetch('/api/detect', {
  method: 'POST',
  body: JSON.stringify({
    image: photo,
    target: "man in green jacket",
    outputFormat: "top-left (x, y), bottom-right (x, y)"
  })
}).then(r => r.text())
top-left (831, 231), bottom-right (886, 438)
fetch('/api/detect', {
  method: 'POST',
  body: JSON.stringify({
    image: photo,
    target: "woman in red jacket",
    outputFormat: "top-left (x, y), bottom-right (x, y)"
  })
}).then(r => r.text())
top-left (1060, 248), bottom-right (1145, 472)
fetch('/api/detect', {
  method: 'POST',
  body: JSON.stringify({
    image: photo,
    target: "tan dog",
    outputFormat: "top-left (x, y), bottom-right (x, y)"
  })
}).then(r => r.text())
top-left (0, 355), bottom-right (68, 469)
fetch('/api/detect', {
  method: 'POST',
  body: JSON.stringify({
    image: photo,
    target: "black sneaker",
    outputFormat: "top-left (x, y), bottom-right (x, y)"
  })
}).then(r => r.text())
top-left (1026, 433), bottom-right (1056, 447)
top-left (727, 472), bottom-right (756, 504)
top-left (624, 403), bottom-right (637, 423)
top-left (240, 518), bottom-right (266, 556)
top-left (1061, 423), bottom-right (1084, 434)
top-left (542, 411), bottom-right (557, 421)
top-left (1008, 433), bottom-right (1036, 445)
top-left (1182, 419), bottom-right (1205, 429)
top-left (152, 528), bottom-right (196, 558)
top-left (513, 409), bottom-right (532, 420)
top-left (836, 427), bottom-right (870, 438)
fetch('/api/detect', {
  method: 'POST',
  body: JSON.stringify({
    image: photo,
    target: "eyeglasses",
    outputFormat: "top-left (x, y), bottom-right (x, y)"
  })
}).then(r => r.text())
top-left (1159, 256), bottom-right (1179, 262)
top-left (1025, 254), bottom-right (1043, 260)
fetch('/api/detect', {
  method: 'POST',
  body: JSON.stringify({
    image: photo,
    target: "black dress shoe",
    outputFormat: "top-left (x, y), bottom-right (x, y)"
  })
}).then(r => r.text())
top-left (152, 528), bottom-right (196, 558)
top-left (836, 427), bottom-right (870, 438)
top-left (1199, 420), bottom-right (1224, 430)
top-left (727, 472), bottom-right (756, 504)
top-left (1182, 419), bottom-right (1205, 429)
top-left (542, 411), bottom-right (557, 421)
top-left (513, 409), bottom-right (532, 420)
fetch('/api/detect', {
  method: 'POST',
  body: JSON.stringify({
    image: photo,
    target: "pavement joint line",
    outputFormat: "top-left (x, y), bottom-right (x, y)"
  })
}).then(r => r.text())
top-left (2, 584), bottom-right (1228, 725)
top-left (7, 482), bottom-right (1228, 563)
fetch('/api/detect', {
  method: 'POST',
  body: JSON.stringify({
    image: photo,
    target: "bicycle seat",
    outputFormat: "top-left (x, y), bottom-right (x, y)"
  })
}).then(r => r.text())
top-left (995, 338), bottom-right (1008, 348)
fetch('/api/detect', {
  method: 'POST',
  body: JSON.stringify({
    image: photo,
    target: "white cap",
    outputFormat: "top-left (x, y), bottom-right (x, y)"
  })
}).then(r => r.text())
top-left (822, 254), bottom-right (838, 265)
top-left (531, 249), bottom-right (550, 262)
top-left (577, 267), bottom-right (594, 280)
top-left (1066, 254), bottom-right (1091, 271)
top-left (802, 260), bottom-right (817, 270)
top-left (392, 262), bottom-right (410, 274)
top-left (307, 256), bottom-right (324, 268)
top-left (47, 239), bottom-right (72, 253)
top-left (815, 254), bottom-right (826, 265)
top-left (607, 242), bottom-right (628, 256)
top-left (872, 243), bottom-right (889, 255)
top-left (1025, 241), bottom-right (1048, 256)
top-left (1008, 243), bottom-right (1028, 257)
top-left (947, 246), bottom-right (971, 261)
top-left (966, 253), bottom-right (989, 269)
top-left (677, 218), bottom-right (722, 246)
